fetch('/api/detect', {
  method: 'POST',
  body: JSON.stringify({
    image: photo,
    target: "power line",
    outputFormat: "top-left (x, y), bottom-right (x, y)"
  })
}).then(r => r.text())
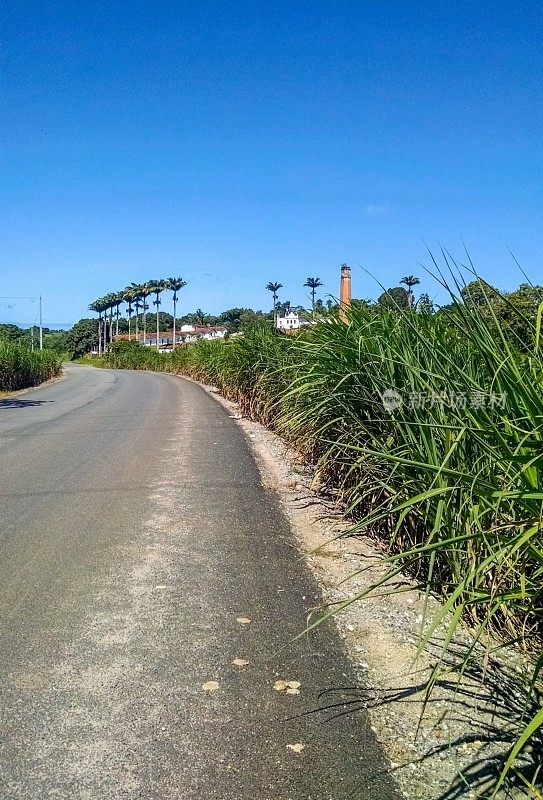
top-left (0, 296), bottom-right (39, 301)
top-left (0, 295), bottom-right (44, 349)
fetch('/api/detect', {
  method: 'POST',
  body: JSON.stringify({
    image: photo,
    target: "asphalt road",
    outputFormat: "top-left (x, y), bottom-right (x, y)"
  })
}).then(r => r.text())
top-left (0, 365), bottom-right (401, 800)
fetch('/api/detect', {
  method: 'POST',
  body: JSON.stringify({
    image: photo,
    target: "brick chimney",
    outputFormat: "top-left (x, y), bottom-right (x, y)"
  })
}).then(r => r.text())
top-left (339, 263), bottom-right (351, 322)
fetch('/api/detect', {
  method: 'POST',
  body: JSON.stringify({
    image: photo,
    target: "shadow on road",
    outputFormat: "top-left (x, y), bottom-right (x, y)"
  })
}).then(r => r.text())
top-left (0, 399), bottom-right (53, 409)
top-left (289, 639), bottom-right (542, 799)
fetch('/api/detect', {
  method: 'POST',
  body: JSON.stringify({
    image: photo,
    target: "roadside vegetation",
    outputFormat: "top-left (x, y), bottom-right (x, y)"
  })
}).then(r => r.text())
top-left (96, 265), bottom-right (543, 797)
top-left (0, 338), bottom-right (62, 391)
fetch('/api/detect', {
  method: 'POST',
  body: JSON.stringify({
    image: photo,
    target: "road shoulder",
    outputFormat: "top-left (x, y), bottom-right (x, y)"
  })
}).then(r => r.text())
top-left (188, 378), bottom-right (528, 800)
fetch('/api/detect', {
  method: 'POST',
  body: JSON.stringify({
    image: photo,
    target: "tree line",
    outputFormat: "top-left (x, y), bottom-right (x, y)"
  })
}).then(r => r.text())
top-left (88, 274), bottom-right (333, 355)
top-left (265, 274), bottom-right (423, 314)
top-left (4, 273), bottom-right (541, 359)
top-left (266, 276), bottom-right (325, 314)
top-left (89, 278), bottom-right (187, 355)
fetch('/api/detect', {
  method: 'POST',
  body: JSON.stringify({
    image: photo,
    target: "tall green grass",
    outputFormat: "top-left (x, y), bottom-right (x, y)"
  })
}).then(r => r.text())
top-left (0, 339), bottom-right (62, 391)
top-left (104, 296), bottom-right (542, 795)
top-left (277, 304), bottom-right (543, 795)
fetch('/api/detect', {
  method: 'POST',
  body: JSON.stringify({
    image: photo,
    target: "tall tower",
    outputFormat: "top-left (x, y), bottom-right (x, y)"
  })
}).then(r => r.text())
top-left (339, 263), bottom-right (351, 323)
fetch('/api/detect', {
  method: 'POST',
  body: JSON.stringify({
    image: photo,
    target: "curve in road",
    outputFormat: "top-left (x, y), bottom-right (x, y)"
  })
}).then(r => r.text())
top-left (0, 365), bottom-right (401, 800)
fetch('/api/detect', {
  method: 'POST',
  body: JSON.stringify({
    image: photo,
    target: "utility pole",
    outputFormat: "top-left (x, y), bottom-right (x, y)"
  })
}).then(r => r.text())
top-left (39, 295), bottom-right (43, 350)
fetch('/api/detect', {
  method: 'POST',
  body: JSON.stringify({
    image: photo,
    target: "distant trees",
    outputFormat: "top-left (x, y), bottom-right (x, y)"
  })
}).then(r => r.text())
top-left (65, 319), bottom-right (99, 358)
top-left (90, 269), bottom-right (543, 353)
top-left (139, 311), bottom-right (173, 329)
top-left (374, 277), bottom-right (421, 312)
top-left (192, 308), bottom-right (207, 325)
top-left (238, 310), bottom-right (269, 329)
top-left (460, 279), bottom-right (499, 307)
top-left (86, 268), bottom-right (423, 353)
top-left (375, 276), bottom-right (422, 311)
top-left (0, 323), bottom-right (66, 351)
top-left (0, 323), bottom-right (25, 341)
top-left (89, 277), bottom-right (186, 353)
top-left (350, 298), bottom-right (371, 312)
top-left (416, 293), bottom-right (434, 314)
top-left (179, 310), bottom-right (211, 326)
top-left (217, 307), bottom-right (246, 331)
top-left (377, 286), bottom-right (410, 310)
top-left (42, 330), bottom-right (70, 354)
top-left (72, 270), bottom-right (543, 360)
top-left (218, 307), bottom-right (259, 333)
top-left (275, 300), bottom-right (292, 317)
top-left (455, 280), bottom-right (543, 349)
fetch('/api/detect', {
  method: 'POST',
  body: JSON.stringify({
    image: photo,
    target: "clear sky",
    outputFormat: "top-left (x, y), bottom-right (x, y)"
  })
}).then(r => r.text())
top-left (1, 0), bottom-right (542, 326)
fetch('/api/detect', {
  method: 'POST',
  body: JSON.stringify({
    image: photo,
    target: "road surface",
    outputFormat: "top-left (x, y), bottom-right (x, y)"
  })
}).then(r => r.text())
top-left (0, 365), bottom-right (401, 800)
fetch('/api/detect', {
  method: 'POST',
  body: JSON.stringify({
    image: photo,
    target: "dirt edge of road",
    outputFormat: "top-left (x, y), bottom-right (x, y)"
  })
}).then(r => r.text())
top-left (187, 378), bottom-right (530, 800)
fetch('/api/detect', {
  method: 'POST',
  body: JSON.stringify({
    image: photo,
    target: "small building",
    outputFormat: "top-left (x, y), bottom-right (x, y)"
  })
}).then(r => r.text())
top-left (276, 312), bottom-right (308, 332)
top-left (114, 325), bottom-right (227, 349)
top-left (179, 324), bottom-right (227, 342)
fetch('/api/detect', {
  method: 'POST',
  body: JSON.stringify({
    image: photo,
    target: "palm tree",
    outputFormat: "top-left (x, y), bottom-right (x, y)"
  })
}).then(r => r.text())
top-left (113, 291), bottom-right (124, 337)
top-left (123, 286), bottom-right (136, 340)
top-left (168, 277), bottom-right (186, 349)
top-left (130, 283), bottom-right (144, 340)
top-left (101, 293), bottom-right (116, 352)
top-left (266, 282), bottom-right (282, 323)
top-left (141, 283), bottom-right (153, 346)
top-left (134, 295), bottom-right (142, 338)
top-left (109, 294), bottom-right (118, 347)
top-left (304, 277), bottom-right (324, 311)
top-left (103, 297), bottom-right (111, 352)
top-left (92, 296), bottom-right (110, 354)
top-left (88, 299), bottom-right (104, 355)
top-left (147, 279), bottom-right (168, 350)
top-left (193, 308), bottom-right (207, 326)
top-left (400, 275), bottom-right (420, 308)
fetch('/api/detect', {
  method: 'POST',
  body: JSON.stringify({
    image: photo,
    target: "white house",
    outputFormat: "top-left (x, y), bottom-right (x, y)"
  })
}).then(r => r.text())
top-left (114, 324), bottom-right (227, 350)
top-left (180, 325), bottom-right (227, 342)
top-left (276, 312), bottom-right (308, 332)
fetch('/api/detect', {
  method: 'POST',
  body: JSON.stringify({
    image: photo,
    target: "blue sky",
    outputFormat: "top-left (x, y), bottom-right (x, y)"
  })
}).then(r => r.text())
top-left (1, 0), bottom-right (542, 325)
